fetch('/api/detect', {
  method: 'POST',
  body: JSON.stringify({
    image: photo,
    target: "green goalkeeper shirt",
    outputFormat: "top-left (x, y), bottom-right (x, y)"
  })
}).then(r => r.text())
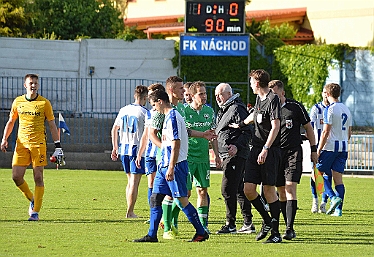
top-left (184, 104), bottom-right (216, 163)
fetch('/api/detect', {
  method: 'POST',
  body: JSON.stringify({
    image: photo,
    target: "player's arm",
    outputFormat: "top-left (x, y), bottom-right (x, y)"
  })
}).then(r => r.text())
top-left (47, 119), bottom-right (60, 142)
top-left (229, 111), bottom-right (254, 128)
top-left (317, 123), bottom-right (331, 156)
top-left (111, 124), bottom-right (120, 161)
top-left (188, 129), bottom-right (217, 141)
top-left (166, 139), bottom-right (180, 181)
top-left (136, 126), bottom-right (149, 168)
top-left (243, 110), bottom-right (254, 125)
top-left (149, 127), bottom-right (161, 148)
top-left (1, 117), bottom-right (16, 152)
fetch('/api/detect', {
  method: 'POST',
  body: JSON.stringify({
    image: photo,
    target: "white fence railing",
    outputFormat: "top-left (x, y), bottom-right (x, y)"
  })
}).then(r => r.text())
top-left (346, 135), bottom-right (374, 172)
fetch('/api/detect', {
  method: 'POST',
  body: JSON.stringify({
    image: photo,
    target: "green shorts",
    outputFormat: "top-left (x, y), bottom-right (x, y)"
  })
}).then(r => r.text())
top-left (187, 161), bottom-right (210, 190)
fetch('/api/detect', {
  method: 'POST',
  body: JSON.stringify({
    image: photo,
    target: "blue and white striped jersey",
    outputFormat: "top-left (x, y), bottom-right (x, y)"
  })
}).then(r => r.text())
top-left (160, 109), bottom-right (188, 167)
top-left (322, 102), bottom-right (352, 152)
top-left (310, 102), bottom-right (327, 145)
top-left (145, 109), bottom-right (159, 158)
top-left (113, 103), bottom-right (147, 156)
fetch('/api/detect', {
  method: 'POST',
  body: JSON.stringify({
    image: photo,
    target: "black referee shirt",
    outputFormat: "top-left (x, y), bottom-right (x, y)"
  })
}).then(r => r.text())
top-left (252, 91), bottom-right (281, 148)
top-left (280, 98), bottom-right (310, 149)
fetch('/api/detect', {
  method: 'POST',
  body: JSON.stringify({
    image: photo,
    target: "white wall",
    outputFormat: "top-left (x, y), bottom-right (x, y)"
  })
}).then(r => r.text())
top-left (126, 0), bottom-right (184, 18)
top-left (0, 37), bottom-right (177, 81)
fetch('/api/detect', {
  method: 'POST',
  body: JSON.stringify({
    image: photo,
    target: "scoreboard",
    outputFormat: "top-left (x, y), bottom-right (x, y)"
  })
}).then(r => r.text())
top-left (185, 0), bottom-right (246, 34)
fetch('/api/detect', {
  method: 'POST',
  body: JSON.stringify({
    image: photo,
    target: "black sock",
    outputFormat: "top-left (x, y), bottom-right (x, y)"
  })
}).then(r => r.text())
top-left (269, 200), bottom-right (281, 234)
top-left (286, 200), bottom-right (297, 231)
top-left (251, 195), bottom-right (271, 223)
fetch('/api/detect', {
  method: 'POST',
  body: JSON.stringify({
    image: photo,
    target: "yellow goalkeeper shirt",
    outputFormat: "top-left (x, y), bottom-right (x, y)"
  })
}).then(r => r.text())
top-left (10, 94), bottom-right (55, 146)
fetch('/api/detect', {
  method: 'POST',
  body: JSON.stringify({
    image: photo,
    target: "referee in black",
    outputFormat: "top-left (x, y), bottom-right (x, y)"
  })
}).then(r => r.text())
top-left (239, 69), bottom-right (283, 244)
top-left (269, 80), bottom-right (317, 240)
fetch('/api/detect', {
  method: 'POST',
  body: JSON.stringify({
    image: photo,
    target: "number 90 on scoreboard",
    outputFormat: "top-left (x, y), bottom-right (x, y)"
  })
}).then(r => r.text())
top-left (185, 0), bottom-right (246, 34)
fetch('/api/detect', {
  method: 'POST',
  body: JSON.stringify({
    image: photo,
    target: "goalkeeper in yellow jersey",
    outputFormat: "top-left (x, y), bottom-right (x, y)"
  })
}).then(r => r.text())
top-left (1, 74), bottom-right (61, 221)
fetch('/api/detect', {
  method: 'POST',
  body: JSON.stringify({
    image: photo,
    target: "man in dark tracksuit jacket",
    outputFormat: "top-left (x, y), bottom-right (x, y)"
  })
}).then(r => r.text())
top-left (214, 83), bottom-right (255, 234)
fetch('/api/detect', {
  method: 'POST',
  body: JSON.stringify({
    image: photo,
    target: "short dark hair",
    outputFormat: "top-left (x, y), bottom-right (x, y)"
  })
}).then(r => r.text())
top-left (183, 82), bottom-right (193, 89)
top-left (268, 80), bottom-right (284, 90)
top-left (148, 89), bottom-right (170, 104)
top-left (24, 74), bottom-right (39, 82)
top-left (148, 83), bottom-right (165, 92)
top-left (249, 69), bottom-right (270, 88)
top-left (166, 76), bottom-right (183, 89)
top-left (324, 83), bottom-right (341, 98)
top-left (135, 85), bottom-right (148, 98)
top-left (189, 81), bottom-right (206, 95)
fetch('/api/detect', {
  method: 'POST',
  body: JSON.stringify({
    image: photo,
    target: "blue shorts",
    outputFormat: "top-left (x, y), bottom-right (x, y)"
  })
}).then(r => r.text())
top-left (316, 150), bottom-right (348, 175)
top-left (145, 156), bottom-right (157, 176)
top-left (121, 155), bottom-right (145, 174)
top-left (152, 160), bottom-right (188, 198)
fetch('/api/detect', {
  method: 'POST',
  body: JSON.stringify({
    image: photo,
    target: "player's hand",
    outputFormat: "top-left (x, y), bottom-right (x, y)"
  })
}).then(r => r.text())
top-left (166, 168), bottom-right (174, 181)
top-left (227, 144), bottom-right (237, 156)
top-left (316, 148), bottom-right (321, 157)
top-left (51, 148), bottom-right (66, 166)
top-left (215, 156), bottom-right (222, 169)
top-left (111, 149), bottom-right (118, 161)
top-left (1, 139), bottom-right (8, 152)
top-left (135, 155), bottom-right (142, 169)
top-left (229, 123), bottom-right (239, 129)
top-left (203, 129), bottom-right (217, 141)
top-left (311, 152), bottom-right (318, 165)
top-left (257, 149), bottom-right (268, 165)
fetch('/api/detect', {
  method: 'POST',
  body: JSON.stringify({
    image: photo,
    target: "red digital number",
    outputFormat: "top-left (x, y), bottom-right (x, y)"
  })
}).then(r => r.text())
top-left (216, 19), bottom-right (225, 32)
top-left (229, 3), bottom-right (238, 16)
top-left (205, 18), bottom-right (225, 33)
top-left (205, 19), bottom-right (214, 32)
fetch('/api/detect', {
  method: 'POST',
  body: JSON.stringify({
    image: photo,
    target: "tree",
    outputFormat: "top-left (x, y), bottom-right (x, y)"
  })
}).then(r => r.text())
top-left (0, 0), bottom-right (27, 37)
top-left (25, 0), bottom-right (123, 40)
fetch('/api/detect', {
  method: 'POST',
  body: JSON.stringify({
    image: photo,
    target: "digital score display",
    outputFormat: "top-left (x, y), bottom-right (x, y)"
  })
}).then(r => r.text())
top-left (185, 0), bottom-right (246, 34)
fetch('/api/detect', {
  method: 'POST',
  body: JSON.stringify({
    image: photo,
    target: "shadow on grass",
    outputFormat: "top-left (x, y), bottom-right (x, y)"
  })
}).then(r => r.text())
top-left (286, 237), bottom-right (374, 245)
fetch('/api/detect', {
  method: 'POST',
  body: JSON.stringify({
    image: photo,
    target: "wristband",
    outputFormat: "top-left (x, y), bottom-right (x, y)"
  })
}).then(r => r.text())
top-left (54, 140), bottom-right (62, 148)
top-left (238, 121), bottom-right (246, 128)
top-left (187, 129), bottom-right (192, 137)
top-left (310, 145), bottom-right (317, 152)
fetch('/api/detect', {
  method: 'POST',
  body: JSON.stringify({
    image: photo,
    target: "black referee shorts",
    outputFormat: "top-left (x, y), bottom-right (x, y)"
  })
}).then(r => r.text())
top-left (275, 145), bottom-right (303, 187)
top-left (244, 146), bottom-right (281, 186)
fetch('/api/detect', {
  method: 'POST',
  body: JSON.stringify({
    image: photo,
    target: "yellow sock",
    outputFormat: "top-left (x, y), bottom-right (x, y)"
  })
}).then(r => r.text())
top-left (17, 181), bottom-right (33, 201)
top-left (33, 186), bottom-right (45, 213)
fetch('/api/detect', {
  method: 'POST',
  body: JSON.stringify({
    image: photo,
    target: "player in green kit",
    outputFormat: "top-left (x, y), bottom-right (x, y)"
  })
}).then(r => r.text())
top-left (184, 81), bottom-right (221, 233)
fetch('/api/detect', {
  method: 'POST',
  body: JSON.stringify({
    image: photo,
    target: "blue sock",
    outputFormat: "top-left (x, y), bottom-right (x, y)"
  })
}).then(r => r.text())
top-left (322, 174), bottom-right (331, 202)
top-left (323, 174), bottom-right (336, 198)
top-left (182, 203), bottom-right (205, 235)
top-left (148, 188), bottom-right (153, 206)
top-left (335, 184), bottom-right (345, 210)
top-left (148, 206), bottom-right (162, 238)
top-left (310, 177), bottom-right (317, 198)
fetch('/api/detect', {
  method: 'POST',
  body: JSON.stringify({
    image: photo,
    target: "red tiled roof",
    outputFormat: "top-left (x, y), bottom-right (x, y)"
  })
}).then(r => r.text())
top-left (246, 7), bottom-right (306, 24)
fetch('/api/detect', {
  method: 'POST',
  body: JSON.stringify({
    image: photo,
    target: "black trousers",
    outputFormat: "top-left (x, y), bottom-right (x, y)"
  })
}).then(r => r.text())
top-left (221, 156), bottom-right (253, 226)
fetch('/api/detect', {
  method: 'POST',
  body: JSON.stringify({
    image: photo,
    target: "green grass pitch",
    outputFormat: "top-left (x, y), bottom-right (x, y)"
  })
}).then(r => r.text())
top-left (0, 169), bottom-right (373, 256)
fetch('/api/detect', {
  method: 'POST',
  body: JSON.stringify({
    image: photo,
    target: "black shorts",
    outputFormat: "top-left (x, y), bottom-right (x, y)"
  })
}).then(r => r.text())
top-left (244, 146), bottom-right (281, 186)
top-left (275, 145), bottom-right (303, 187)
